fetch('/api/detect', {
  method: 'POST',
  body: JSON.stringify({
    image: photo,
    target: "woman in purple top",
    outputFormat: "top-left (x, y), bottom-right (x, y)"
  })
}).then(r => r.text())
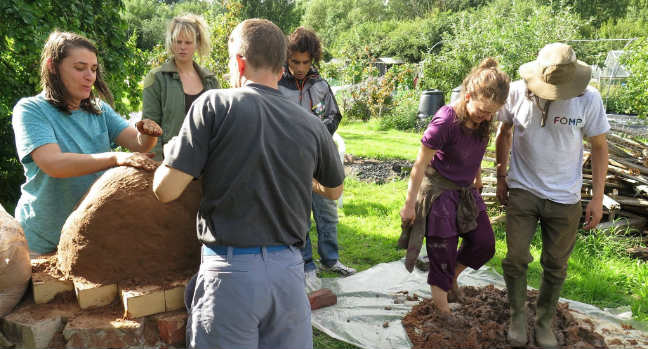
top-left (401, 58), bottom-right (510, 314)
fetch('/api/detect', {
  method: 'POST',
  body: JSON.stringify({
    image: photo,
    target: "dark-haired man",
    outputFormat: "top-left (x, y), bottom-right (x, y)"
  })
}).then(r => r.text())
top-left (279, 27), bottom-right (354, 285)
top-left (153, 19), bottom-right (344, 349)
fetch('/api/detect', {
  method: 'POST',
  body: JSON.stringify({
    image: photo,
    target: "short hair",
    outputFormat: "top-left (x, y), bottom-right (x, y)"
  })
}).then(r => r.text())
top-left (165, 14), bottom-right (211, 58)
top-left (228, 19), bottom-right (286, 74)
top-left (40, 31), bottom-right (113, 114)
top-left (287, 27), bottom-right (322, 65)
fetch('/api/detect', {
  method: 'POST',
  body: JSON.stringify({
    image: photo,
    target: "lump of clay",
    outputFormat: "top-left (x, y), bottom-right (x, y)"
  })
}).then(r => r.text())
top-left (57, 166), bottom-right (201, 284)
top-left (0, 204), bottom-right (31, 316)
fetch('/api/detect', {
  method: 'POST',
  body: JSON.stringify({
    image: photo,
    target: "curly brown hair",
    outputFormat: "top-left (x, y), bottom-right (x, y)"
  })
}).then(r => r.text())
top-left (287, 26), bottom-right (322, 65)
top-left (454, 57), bottom-right (510, 144)
top-left (40, 31), bottom-right (113, 115)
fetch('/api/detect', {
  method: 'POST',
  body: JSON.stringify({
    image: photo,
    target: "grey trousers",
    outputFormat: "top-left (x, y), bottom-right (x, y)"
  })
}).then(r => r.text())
top-left (185, 246), bottom-right (313, 349)
top-left (502, 188), bottom-right (582, 284)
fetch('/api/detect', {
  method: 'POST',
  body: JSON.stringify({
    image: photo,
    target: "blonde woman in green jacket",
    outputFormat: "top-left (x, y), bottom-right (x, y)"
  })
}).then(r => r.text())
top-left (143, 14), bottom-right (220, 161)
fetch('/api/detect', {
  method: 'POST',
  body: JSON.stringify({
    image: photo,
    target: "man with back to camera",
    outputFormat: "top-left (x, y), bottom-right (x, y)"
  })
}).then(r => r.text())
top-left (152, 19), bottom-right (345, 349)
top-left (495, 43), bottom-right (609, 348)
top-left (278, 27), bottom-right (355, 284)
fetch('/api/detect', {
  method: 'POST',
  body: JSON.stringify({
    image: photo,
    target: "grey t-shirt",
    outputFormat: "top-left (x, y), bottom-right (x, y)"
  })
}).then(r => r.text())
top-left (164, 83), bottom-right (345, 248)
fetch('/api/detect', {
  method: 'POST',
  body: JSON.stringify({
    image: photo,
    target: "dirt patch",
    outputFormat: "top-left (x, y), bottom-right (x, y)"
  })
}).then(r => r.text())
top-left (402, 285), bottom-right (608, 349)
top-left (57, 166), bottom-right (202, 284)
top-left (345, 156), bottom-right (412, 184)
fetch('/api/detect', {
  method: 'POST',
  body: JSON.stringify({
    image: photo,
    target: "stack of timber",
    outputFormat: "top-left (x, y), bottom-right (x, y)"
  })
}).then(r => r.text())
top-left (480, 129), bottom-right (648, 243)
top-left (582, 132), bottom-right (648, 236)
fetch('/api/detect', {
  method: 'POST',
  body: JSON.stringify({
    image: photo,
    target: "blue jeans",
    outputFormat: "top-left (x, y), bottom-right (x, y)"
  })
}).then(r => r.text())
top-left (301, 192), bottom-right (339, 272)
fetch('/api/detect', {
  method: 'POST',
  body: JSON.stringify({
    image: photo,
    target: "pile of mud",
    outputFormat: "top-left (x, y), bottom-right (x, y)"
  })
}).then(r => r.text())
top-left (57, 166), bottom-right (202, 284)
top-left (403, 285), bottom-right (608, 349)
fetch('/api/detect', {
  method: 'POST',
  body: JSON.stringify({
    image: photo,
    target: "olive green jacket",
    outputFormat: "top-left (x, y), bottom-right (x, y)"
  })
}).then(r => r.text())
top-left (142, 60), bottom-right (220, 160)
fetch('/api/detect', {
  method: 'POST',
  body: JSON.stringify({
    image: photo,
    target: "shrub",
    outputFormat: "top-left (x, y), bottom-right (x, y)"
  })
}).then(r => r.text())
top-left (617, 37), bottom-right (648, 117)
top-left (379, 89), bottom-right (420, 131)
top-left (419, 0), bottom-right (581, 94)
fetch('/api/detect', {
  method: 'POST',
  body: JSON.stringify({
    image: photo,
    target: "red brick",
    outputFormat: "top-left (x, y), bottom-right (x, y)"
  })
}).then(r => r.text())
top-left (308, 288), bottom-right (337, 310)
top-left (154, 310), bottom-right (187, 346)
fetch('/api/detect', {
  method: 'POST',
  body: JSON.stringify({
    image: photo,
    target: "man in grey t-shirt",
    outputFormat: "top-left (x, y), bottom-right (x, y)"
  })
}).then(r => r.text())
top-left (153, 19), bottom-right (344, 349)
top-left (495, 43), bottom-right (609, 348)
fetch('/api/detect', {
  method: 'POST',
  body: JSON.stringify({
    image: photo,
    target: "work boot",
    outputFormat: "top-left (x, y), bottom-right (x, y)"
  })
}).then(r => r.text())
top-left (504, 274), bottom-right (528, 347)
top-left (534, 278), bottom-right (563, 348)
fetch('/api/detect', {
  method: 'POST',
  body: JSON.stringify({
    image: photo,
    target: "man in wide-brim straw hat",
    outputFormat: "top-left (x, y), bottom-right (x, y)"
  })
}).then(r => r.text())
top-left (494, 43), bottom-right (610, 348)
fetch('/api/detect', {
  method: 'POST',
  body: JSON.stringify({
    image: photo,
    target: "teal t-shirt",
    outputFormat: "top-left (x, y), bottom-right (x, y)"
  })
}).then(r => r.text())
top-left (12, 93), bottom-right (129, 253)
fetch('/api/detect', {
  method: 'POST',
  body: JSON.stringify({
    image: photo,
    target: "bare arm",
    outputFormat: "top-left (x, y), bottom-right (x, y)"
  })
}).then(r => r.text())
top-left (584, 133), bottom-right (608, 229)
top-left (153, 164), bottom-right (194, 203)
top-left (495, 122), bottom-right (513, 204)
top-left (400, 144), bottom-right (437, 223)
top-left (313, 179), bottom-right (343, 200)
top-left (31, 144), bottom-right (157, 178)
top-left (474, 165), bottom-right (483, 193)
top-left (115, 120), bottom-right (162, 153)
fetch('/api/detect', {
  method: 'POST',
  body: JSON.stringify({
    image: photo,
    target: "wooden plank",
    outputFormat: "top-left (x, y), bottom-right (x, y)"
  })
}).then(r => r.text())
top-left (614, 158), bottom-right (648, 176)
top-left (614, 196), bottom-right (648, 208)
top-left (596, 216), bottom-right (647, 232)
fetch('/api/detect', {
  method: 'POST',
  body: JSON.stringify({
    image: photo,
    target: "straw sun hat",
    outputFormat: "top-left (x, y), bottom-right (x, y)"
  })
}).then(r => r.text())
top-left (519, 43), bottom-right (592, 100)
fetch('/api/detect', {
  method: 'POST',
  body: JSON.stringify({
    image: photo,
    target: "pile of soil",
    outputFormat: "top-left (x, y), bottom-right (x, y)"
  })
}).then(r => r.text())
top-left (402, 285), bottom-right (608, 349)
top-left (345, 156), bottom-right (412, 184)
top-left (57, 166), bottom-right (202, 284)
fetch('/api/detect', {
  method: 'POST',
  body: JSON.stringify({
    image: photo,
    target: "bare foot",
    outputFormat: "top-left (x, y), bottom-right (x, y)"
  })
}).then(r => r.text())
top-left (447, 284), bottom-right (464, 303)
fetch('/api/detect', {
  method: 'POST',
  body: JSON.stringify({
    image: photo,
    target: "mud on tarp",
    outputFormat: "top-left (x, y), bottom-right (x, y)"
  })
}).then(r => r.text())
top-left (310, 256), bottom-right (648, 349)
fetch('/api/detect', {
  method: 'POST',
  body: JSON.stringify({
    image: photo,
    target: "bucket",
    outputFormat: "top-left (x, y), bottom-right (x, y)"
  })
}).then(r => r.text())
top-left (417, 89), bottom-right (444, 120)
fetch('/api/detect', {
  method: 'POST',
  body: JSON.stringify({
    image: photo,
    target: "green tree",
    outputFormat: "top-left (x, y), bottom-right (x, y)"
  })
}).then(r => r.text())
top-left (240, 0), bottom-right (303, 33)
top-left (302, 0), bottom-right (390, 49)
top-left (420, 0), bottom-right (581, 94)
top-left (0, 0), bottom-right (142, 212)
top-left (333, 12), bottom-right (450, 62)
top-left (616, 37), bottom-right (648, 117)
top-left (204, 0), bottom-right (245, 88)
top-left (540, 0), bottom-right (630, 28)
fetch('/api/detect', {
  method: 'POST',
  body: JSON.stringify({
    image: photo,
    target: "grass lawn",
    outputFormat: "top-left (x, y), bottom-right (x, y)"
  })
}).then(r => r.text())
top-left (310, 120), bottom-right (648, 349)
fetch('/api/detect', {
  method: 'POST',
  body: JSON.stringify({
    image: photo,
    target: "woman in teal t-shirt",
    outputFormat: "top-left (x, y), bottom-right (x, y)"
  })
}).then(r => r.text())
top-left (12, 31), bottom-right (163, 255)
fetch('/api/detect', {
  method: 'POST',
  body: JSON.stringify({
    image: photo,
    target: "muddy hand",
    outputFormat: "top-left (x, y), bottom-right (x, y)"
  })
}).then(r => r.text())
top-left (400, 205), bottom-right (415, 226)
top-left (136, 119), bottom-right (163, 137)
top-left (116, 152), bottom-right (159, 171)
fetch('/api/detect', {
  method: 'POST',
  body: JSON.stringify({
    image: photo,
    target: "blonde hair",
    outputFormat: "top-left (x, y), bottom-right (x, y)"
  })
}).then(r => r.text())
top-left (454, 57), bottom-right (510, 143)
top-left (165, 14), bottom-right (211, 58)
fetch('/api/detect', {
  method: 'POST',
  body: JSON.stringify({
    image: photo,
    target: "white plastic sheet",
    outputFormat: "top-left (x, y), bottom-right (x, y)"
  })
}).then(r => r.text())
top-left (310, 257), bottom-right (648, 349)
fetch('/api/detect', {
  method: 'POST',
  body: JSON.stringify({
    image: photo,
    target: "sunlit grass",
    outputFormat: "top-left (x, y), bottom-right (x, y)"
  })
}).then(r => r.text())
top-left (311, 123), bottom-right (648, 348)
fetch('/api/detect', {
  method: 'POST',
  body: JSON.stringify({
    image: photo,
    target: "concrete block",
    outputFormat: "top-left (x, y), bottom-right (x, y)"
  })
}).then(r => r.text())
top-left (153, 310), bottom-right (187, 346)
top-left (63, 313), bottom-right (144, 348)
top-left (73, 280), bottom-right (117, 310)
top-left (1, 303), bottom-right (79, 349)
top-left (120, 285), bottom-right (165, 319)
top-left (164, 278), bottom-right (189, 312)
top-left (308, 288), bottom-right (337, 310)
top-left (32, 272), bottom-right (74, 304)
